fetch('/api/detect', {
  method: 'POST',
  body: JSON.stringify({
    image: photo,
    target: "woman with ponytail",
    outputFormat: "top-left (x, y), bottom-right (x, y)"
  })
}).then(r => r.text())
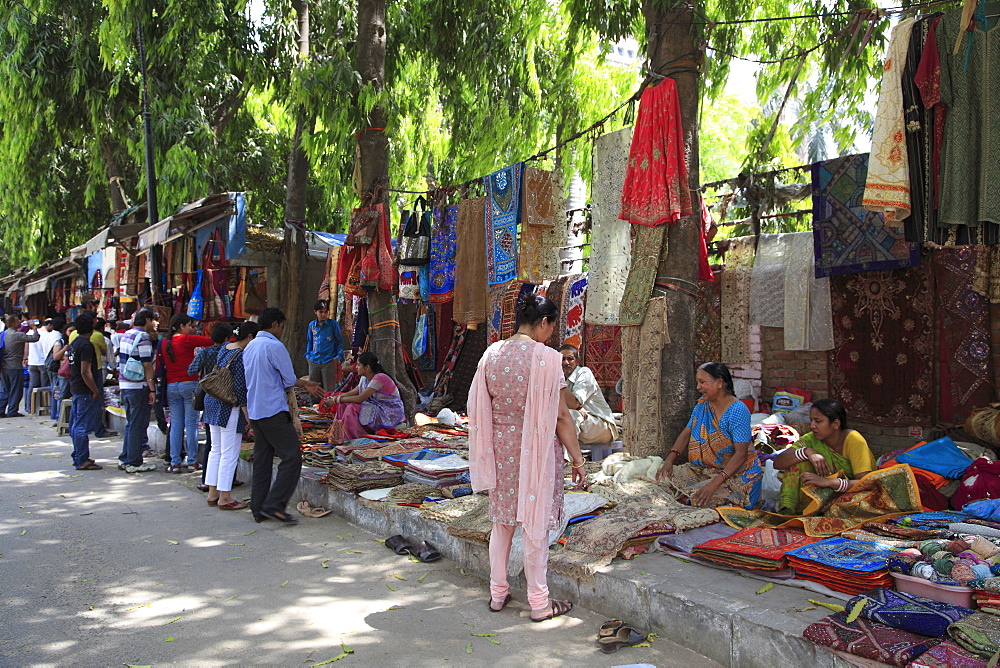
top-left (321, 351), bottom-right (405, 438)
top-left (160, 314), bottom-right (213, 473)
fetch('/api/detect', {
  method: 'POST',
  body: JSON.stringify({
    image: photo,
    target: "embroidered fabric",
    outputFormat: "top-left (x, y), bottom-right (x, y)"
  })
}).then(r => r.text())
top-left (484, 164), bottom-right (523, 285)
top-left (454, 197), bottom-right (488, 325)
top-left (621, 296), bottom-right (670, 457)
top-left (749, 233), bottom-right (789, 327)
top-left (518, 217), bottom-right (564, 284)
top-left (560, 273), bottom-right (588, 349)
top-left (783, 232), bottom-right (834, 351)
top-left (586, 127), bottom-right (634, 325)
top-left (618, 224), bottom-right (666, 326)
top-left (429, 205), bottom-right (458, 303)
top-left (521, 167), bottom-right (561, 228)
top-left (863, 17), bottom-right (917, 222)
top-left (720, 236), bottom-right (755, 364)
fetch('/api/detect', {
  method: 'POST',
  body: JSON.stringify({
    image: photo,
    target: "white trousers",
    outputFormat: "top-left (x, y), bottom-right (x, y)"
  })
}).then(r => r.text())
top-left (205, 408), bottom-right (240, 492)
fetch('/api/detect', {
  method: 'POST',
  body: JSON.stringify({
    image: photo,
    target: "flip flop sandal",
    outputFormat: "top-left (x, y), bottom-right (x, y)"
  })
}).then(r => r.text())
top-left (261, 510), bottom-right (299, 524)
top-left (296, 501), bottom-right (332, 518)
top-left (165, 466), bottom-right (183, 474)
top-left (597, 619), bottom-right (624, 640)
top-left (207, 498), bottom-right (219, 506)
top-left (488, 593), bottom-right (512, 612)
top-left (218, 500), bottom-right (248, 510)
top-left (598, 627), bottom-right (647, 654)
top-left (531, 600), bottom-right (573, 623)
top-left (411, 541), bottom-right (441, 563)
top-left (385, 535), bottom-right (412, 556)
top-left (75, 461), bottom-right (103, 471)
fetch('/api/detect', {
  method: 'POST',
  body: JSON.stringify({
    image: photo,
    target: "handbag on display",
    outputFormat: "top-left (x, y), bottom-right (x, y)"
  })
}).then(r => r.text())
top-left (399, 197), bottom-right (431, 265)
top-left (346, 190), bottom-right (382, 247)
top-left (186, 271), bottom-right (205, 319)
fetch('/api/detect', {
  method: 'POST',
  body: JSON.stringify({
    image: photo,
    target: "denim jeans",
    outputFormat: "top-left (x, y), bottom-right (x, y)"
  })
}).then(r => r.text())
top-left (70, 394), bottom-right (101, 467)
top-left (51, 376), bottom-right (68, 421)
top-left (167, 381), bottom-right (200, 467)
top-left (26, 365), bottom-right (50, 412)
top-left (0, 367), bottom-right (25, 416)
top-left (120, 388), bottom-right (152, 467)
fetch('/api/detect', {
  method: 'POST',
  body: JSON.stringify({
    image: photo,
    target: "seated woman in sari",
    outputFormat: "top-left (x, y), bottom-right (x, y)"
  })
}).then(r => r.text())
top-left (321, 351), bottom-right (405, 439)
top-left (655, 362), bottom-right (762, 508)
top-left (772, 398), bottom-right (876, 515)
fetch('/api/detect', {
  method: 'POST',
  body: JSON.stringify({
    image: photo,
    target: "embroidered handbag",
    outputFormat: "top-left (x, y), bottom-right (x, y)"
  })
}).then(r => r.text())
top-left (346, 191), bottom-right (380, 246)
top-left (199, 349), bottom-right (241, 406)
top-left (399, 198), bottom-right (431, 265)
top-left (186, 270), bottom-right (205, 319)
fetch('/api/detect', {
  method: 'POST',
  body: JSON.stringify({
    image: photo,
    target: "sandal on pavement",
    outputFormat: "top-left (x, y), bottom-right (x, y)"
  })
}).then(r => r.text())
top-left (411, 541), bottom-right (441, 563)
top-left (296, 501), bottom-right (332, 518)
top-left (385, 535), bottom-right (412, 555)
top-left (75, 461), bottom-right (103, 471)
top-left (598, 627), bottom-right (647, 654)
top-left (207, 498), bottom-right (219, 506)
top-left (184, 463), bottom-right (199, 473)
top-left (165, 465), bottom-right (183, 474)
top-left (530, 600), bottom-right (573, 623)
top-left (488, 593), bottom-right (512, 613)
top-left (218, 500), bottom-right (247, 510)
top-left (597, 619), bottom-right (624, 640)
top-left (260, 509), bottom-right (299, 525)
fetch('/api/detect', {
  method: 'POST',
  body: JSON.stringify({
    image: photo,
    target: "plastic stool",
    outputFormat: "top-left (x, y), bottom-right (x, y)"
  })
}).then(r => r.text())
top-left (56, 399), bottom-right (73, 437)
top-left (31, 387), bottom-right (52, 416)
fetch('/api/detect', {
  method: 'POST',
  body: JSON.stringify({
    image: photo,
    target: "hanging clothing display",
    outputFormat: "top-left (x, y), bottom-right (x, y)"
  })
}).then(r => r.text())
top-left (748, 233), bottom-right (790, 328)
top-left (543, 276), bottom-right (567, 348)
top-left (583, 323), bottom-right (622, 391)
top-left (783, 232), bottom-right (834, 351)
top-left (813, 153), bottom-right (920, 277)
top-left (618, 224), bottom-right (666, 326)
top-left (903, 15), bottom-right (940, 244)
top-left (694, 271), bottom-right (723, 367)
top-left (862, 17), bottom-right (917, 222)
top-left (488, 281), bottom-right (517, 345)
top-left (521, 166), bottom-right (561, 228)
top-left (558, 273), bottom-right (588, 350)
top-left (586, 127), bottom-right (634, 325)
top-left (518, 172), bottom-right (565, 284)
top-left (619, 79), bottom-right (692, 227)
top-left (720, 236), bottom-right (755, 364)
top-left (483, 163), bottom-right (523, 285)
top-left (621, 296), bottom-right (670, 457)
top-left (429, 205), bottom-right (458, 303)
top-left (454, 197), bottom-right (488, 325)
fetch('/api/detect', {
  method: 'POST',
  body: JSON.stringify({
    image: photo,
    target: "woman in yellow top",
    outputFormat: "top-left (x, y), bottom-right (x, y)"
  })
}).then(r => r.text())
top-left (772, 398), bottom-right (876, 515)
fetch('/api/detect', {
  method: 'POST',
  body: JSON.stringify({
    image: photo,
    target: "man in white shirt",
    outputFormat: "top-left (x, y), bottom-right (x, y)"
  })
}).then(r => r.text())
top-left (559, 345), bottom-right (619, 445)
top-left (24, 319), bottom-right (61, 413)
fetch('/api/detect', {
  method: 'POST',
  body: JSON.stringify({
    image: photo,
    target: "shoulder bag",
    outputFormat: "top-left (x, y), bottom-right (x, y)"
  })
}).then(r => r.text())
top-left (399, 197), bottom-right (431, 265)
top-left (199, 348), bottom-right (241, 406)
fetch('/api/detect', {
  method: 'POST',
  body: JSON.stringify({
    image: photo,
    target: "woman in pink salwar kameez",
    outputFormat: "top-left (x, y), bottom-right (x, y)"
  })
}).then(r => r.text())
top-left (323, 352), bottom-right (405, 439)
top-left (469, 294), bottom-right (586, 622)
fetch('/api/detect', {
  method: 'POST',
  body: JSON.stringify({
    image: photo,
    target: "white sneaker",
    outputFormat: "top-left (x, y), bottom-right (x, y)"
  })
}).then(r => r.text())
top-left (124, 463), bottom-right (157, 473)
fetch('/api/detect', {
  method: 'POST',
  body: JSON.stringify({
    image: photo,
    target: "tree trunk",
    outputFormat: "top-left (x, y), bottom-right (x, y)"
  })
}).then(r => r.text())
top-left (643, 0), bottom-right (703, 452)
top-left (355, 0), bottom-right (418, 418)
top-left (280, 0), bottom-right (312, 373)
top-left (101, 137), bottom-right (129, 214)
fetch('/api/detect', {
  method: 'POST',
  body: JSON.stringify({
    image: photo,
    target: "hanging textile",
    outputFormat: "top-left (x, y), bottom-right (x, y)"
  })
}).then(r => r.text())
top-left (972, 245), bottom-right (1000, 302)
top-left (783, 232), bottom-right (834, 351)
top-left (586, 127), bottom-right (634, 325)
top-left (621, 296), bottom-right (670, 457)
top-left (517, 216), bottom-right (564, 284)
top-left (554, 273), bottom-right (587, 350)
top-left (748, 233), bottom-right (790, 327)
top-left (902, 16), bottom-right (939, 244)
top-left (487, 281), bottom-right (517, 345)
top-left (583, 323), bottom-right (622, 390)
top-left (543, 276), bottom-right (567, 348)
top-left (413, 303), bottom-right (437, 371)
top-left (521, 166), bottom-right (561, 228)
top-left (435, 299), bottom-right (455, 369)
top-left (483, 163), bottom-right (523, 285)
top-left (828, 262), bottom-right (935, 426)
top-left (813, 153), bottom-right (920, 277)
top-left (698, 197), bottom-right (716, 282)
top-left (695, 271), bottom-right (723, 367)
top-left (933, 246), bottom-right (993, 424)
top-left (619, 78), bottom-right (692, 227)
top-left (862, 17), bottom-right (916, 222)
top-left (936, 9), bottom-right (1000, 231)
top-left (720, 236), bottom-right (755, 364)
top-left (618, 224), bottom-right (666, 326)
top-left (429, 205), bottom-right (458, 303)
top-left (431, 321), bottom-right (466, 398)
top-left (454, 197), bottom-right (488, 325)
top-left (450, 327), bottom-right (487, 412)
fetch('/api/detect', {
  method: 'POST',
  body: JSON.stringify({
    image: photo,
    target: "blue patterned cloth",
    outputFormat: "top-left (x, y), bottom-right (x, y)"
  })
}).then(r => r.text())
top-left (846, 588), bottom-right (975, 638)
top-left (484, 163), bottom-right (523, 285)
top-left (203, 346), bottom-right (248, 433)
top-left (787, 537), bottom-right (898, 573)
top-left (429, 205), bottom-right (458, 302)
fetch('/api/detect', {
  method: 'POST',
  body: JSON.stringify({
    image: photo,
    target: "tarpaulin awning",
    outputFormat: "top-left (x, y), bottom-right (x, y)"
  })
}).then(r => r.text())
top-left (137, 217), bottom-right (172, 251)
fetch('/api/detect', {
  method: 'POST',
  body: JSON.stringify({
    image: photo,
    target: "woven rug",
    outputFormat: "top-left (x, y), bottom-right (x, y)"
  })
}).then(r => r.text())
top-left (454, 197), bottom-right (488, 325)
top-left (586, 127), bottom-right (633, 325)
top-left (933, 246), bottom-right (994, 424)
top-left (484, 163), bottom-right (522, 285)
top-left (909, 640), bottom-right (989, 668)
top-left (694, 271), bottom-right (722, 368)
top-left (419, 493), bottom-right (486, 524)
top-left (621, 296), bottom-right (669, 457)
top-left (429, 204), bottom-right (458, 303)
top-left (812, 153), bottom-right (921, 278)
top-left (691, 527), bottom-right (821, 571)
top-left (618, 224), bottom-right (666, 325)
top-left (804, 612), bottom-right (944, 666)
top-left (718, 465), bottom-right (922, 537)
top-left (583, 324), bottom-right (622, 389)
top-left (829, 263), bottom-right (934, 426)
top-left (720, 236), bottom-right (755, 363)
top-left (846, 588), bottom-right (975, 638)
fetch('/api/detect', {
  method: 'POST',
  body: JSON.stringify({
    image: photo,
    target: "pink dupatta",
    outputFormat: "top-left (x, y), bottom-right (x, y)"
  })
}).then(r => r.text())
top-left (468, 340), bottom-right (564, 541)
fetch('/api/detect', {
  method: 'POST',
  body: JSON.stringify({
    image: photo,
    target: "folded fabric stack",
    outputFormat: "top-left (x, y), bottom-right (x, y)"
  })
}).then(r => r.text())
top-left (786, 537), bottom-right (897, 595)
top-left (948, 612), bottom-right (1000, 660)
top-left (353, 441), bottom-right (430, 462)
top-left (908, 640), bottom-right (989, 668)
top-left (889, 511), bottom-right (968, 530)
top-left (970, 577), bottom-right (1000, 614)
top-left (301, 448), bottom-right (337, 469)
top-left (381, 448), bottom-right (451, 468)
top-left (692, 527), bottom-right (821, 571)
top-left (803, 612), bottom-right (944, 666)
top-left (618, 522), bottom-right (675, 559)
top-left (845, 588), bottom-right (975, 637)
top-left (888, 538), bottom-right (998, 586)
top-left (320, 461), bottom-right (403, 493)
top-left (334, 438), bottom-right (380, 457)
top-left (403, 453), bottom-right (470, 487)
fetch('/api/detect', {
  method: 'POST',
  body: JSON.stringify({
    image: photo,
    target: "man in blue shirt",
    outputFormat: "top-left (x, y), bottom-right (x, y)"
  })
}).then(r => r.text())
top-left (304, 299), bottom-right (343, 392)
top-left (245, 307), bottom-right (323, 524)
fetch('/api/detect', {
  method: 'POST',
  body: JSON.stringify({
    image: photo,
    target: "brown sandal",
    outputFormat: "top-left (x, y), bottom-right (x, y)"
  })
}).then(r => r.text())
top-left (75, 461), bottom-right (103, 471)
top-left (531, 600), bottom-right (573, 622)
top-left (218, 500), bottom-right (248, 510)
top-left (489, 593), bottom-right (512, 612)
top-left (207, 498), bottom-right (219, 506)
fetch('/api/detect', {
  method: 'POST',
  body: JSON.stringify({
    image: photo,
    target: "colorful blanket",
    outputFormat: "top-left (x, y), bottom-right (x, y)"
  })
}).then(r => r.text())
top-left (454, 197), bottom-right (488, 325)
top-left (811, 153), bottom-right (920, 278)
top-left (484, 163), bottom-right (523, 285)
top-left (908, 639), bottom-right (989, 668)
top-left (846, 588), bottom-right (975, 638)
top-left (948, 612), bottom-right (1000, 658)
top-left (719, 464), bottom-right (922, 537)
top-left (803, 612), bottom-right (944, 665)
top-left (429, 205), bottom-right (458, 303)
top-left (583, 324), bottom-right (622, 389)
top-left (691, 527), bottom-right (820, 570)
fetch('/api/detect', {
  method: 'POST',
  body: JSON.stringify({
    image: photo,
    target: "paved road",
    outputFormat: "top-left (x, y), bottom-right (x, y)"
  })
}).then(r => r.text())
top-left (0, 413), bottom-right (717, 667)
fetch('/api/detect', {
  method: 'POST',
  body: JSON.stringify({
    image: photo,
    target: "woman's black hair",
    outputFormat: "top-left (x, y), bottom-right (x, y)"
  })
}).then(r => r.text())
top-left (697, 361), bottom-right (735, 396)
top-left (233, 321), bottom-right (259, 342)
top-left (517, 293), bottom-right (559, 328)
top-left (811, 398), bottom-right (849, 430)
top-left (357, 351), bottom-right (387, 376)
top-left (165, 314), bottom-right (194, 362)
top-left (210, 322), bottom-right (234, 345)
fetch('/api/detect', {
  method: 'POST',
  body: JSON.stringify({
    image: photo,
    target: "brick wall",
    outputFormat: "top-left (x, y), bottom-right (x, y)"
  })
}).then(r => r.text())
top-left (992, 303), bottom-right (1000, 400)
top-left (728, 325), bottom-right (763, 399)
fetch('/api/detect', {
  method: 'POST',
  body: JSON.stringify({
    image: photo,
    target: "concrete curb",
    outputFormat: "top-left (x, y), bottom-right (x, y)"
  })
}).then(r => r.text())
top-left (237, 460), bottom-right (852, 667)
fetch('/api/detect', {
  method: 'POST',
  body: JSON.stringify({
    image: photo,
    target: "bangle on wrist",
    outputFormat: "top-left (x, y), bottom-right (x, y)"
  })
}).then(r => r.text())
top-left (719, 470), bottom-right (731, 481)
top-left (571, 460), bottom-right (586, 469)
top-left (837, 478), bottom-right (849, 493)
top-left (666, 450), bottom-right (680, 461)
top-left (795, 448), bottom-right (809, 462)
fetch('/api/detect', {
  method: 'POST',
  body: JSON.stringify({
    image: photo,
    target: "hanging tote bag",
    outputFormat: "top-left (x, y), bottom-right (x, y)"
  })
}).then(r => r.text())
top-left (199, 348), bottom-right (241, 406)
top-left (187, 270), bottom-right (205, 319)
top-left (400, 197), bottom-right (431, 265)
top-left (346, 190), bottom-right (380, 247)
